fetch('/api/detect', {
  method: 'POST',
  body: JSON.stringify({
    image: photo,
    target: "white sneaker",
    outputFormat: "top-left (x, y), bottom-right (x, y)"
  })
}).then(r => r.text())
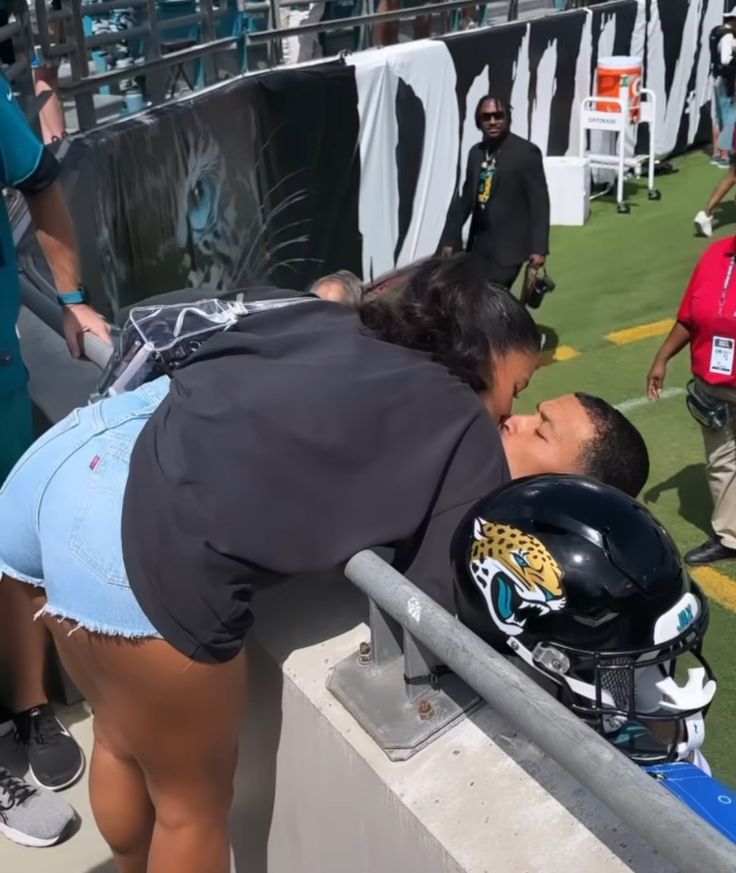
top-left (694, 211), bottom-right (713, 238)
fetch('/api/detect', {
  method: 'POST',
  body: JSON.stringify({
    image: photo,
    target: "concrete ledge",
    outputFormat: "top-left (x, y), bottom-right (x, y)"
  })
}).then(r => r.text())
top-left (232, 570), bottom-right (676, 873)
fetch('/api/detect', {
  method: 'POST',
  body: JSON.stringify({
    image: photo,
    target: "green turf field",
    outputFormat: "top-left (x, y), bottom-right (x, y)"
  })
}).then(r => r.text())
top-left (515, 149), bottom-right (736, 786)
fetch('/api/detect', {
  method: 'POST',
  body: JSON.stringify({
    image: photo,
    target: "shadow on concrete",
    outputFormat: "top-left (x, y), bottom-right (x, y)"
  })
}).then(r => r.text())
top-left (466, 703), bottom-right (676, 873)
top-left (228, 569), bottom-right (367, 873)
top-left (85, 862), bottom-right (117, 873)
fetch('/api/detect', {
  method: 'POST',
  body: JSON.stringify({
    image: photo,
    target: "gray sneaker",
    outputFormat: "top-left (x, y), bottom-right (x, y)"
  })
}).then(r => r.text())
top-left (0, 767), bottom-right (75, 847)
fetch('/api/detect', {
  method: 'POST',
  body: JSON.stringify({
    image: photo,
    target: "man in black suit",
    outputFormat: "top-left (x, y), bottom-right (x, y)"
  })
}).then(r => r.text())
top-left (441, 95), bottom-right (551, 289)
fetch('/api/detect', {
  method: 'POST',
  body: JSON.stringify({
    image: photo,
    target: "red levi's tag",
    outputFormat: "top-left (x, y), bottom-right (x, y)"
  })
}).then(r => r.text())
top-left (90, 455), bottom-right (101, 470)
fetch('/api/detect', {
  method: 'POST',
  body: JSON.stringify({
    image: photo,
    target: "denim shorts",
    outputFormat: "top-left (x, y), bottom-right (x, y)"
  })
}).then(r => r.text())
top-left (0, 377), bottom-right (170, 639)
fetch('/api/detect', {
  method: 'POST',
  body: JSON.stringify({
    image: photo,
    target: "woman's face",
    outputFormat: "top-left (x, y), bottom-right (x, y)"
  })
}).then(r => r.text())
top-left (481, 348), bottom-right (539, 422)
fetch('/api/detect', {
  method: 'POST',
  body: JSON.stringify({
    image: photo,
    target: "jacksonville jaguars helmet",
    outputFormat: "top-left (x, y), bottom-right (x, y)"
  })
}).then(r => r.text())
top-left (451, 474), bottom-right (716, 765)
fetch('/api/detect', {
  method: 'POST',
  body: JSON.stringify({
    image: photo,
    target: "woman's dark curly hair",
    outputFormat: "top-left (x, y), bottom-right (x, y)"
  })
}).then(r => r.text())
top-left (359, 254), bottom-right (541, 393)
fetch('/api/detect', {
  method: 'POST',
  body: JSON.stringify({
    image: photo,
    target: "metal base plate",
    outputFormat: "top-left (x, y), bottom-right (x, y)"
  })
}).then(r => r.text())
top-left (327, 651), bottom-right (481, 762)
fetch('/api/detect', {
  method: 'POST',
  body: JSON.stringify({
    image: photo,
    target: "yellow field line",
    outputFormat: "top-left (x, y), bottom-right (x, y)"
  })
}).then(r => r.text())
top-left (692, 566), bottom-right (736, 615)
top-left (540, 345), bottom-right (580, 367)
top-left (605, 318), bottom-right (674, 346)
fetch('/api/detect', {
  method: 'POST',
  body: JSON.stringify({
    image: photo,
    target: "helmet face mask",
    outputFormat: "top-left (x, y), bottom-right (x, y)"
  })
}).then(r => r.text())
top-left (452, 474), bottom-right (718, 765)
top-left (531, 603), bottom-right (715, 764)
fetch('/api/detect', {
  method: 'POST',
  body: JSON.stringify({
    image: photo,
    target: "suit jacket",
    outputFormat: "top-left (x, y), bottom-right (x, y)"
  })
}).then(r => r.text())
top-left (441, 133), bottom-right (551, 266)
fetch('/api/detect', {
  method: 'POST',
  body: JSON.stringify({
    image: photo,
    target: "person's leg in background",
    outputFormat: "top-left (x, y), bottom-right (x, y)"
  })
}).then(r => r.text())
top-left (375, 0), bottom-right (400, 46)
top-left (412, 0), bottom-right (432, 40)
top-left (280, 2), bottom-right (325, 64)
top-left (0, 386), bottom-right (83, 791)
top-left (695, 88), bottom-right (736, 236)
top-left (298, 2), bottom-right (324, 63)
top-left (695, 157), bottom-right (736, 238)
top-left (0, 584), bottom-right (76, 850)
top-left (476, 255), bottom-right (522, 291)
top-left (712, 79), bottom-right (728, 165)
top-left (685, 410), bottom-right (736, 564)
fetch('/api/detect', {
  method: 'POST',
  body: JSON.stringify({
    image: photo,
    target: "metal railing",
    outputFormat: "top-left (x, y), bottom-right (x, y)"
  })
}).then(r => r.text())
top-left (1, 0), bottom-right (564, 130)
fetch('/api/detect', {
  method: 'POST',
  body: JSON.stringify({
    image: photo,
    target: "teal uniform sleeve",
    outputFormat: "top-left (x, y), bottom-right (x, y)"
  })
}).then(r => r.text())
top-left (0, 73), bottom-right (57, 191)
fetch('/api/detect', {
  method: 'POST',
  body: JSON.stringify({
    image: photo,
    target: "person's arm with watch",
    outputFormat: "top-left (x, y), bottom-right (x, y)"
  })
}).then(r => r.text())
top-left (25, 182), bottom-right (111, 358)
top-left (0, 72), bottom-right (110, 358)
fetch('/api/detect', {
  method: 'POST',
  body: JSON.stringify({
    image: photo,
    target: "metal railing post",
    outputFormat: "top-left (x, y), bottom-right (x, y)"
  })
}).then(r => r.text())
top-left (198, 0), bottom-right (218, 86)
top-left (328, 588), bottom-right (481, 761)
top-left (367, 599), bottom-right (403, 665)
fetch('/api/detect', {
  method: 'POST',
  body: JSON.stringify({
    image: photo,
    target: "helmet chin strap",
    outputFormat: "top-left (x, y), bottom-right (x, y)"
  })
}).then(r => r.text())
top-left (506, 636), bottom-right (617, 708)
top-left (676, 712), bottom-right (706, 758)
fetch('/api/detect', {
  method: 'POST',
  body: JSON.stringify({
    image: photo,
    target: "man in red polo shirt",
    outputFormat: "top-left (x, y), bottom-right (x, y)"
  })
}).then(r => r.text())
top-left (647, 236), bottom-right (736, 564)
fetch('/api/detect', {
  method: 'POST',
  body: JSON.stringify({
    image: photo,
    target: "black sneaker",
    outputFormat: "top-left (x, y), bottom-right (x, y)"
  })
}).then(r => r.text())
top-left (13, 705), bottom-right (85, 791)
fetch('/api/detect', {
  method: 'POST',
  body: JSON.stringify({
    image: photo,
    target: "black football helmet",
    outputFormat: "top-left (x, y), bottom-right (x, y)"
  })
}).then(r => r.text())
top-left (451, 474), bottom-right (716, 764)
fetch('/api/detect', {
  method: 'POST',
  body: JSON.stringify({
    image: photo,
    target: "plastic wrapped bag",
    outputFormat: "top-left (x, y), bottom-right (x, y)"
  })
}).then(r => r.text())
top-left (92, 296), bottom-right (312, 400)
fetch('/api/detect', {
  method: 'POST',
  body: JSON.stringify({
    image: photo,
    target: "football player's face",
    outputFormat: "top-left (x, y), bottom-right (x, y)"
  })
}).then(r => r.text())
top-left (500, 394), bottom-right (596, 479)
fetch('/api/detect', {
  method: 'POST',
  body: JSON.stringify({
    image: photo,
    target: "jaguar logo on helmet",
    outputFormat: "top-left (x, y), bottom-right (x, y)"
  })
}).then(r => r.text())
top-left (469, 519), bottom-right (566, 636)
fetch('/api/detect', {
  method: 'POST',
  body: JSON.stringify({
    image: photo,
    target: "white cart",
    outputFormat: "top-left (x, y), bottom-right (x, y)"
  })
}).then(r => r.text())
top-left (578, 81), bottom-right (660, 214)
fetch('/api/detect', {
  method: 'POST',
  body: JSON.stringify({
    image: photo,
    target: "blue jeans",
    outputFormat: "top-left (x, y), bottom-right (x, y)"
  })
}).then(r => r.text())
top-left (0, 377), bottom-right (169, 639)
top-left (714, 78), bottom-right (736, 153)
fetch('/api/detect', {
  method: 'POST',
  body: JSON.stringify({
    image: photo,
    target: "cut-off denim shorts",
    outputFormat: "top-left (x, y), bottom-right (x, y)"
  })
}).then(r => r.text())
top-left (0, 376), bottom-right (170, 640)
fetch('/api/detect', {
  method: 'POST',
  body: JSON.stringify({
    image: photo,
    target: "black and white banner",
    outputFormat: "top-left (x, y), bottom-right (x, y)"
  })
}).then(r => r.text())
top-left (32, 0), bottom-right (729, 313)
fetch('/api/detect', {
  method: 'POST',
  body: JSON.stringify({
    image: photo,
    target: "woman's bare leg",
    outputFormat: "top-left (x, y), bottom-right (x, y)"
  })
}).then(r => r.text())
top-left (43, 615), bottom-right (248, 873)
top-left (89, 719), bottom-right (155, 873)
top-left (25, 583), bottom-right (152, 873)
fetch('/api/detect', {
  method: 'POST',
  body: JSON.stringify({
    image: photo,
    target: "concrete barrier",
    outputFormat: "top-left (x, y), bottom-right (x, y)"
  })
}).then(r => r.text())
top-left (230, 570), bottom-right (679, 873)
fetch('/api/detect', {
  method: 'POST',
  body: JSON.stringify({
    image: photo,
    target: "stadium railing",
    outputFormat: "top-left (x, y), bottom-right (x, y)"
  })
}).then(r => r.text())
top-left (0, 0), bottom-right (555, 131)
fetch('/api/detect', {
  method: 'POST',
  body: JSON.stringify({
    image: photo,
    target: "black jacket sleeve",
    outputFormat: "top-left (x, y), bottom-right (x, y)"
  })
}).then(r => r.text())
top-left (441, 148), bottom-right (477, 250)
top-left (524, 144), bottom-right (551, 256)
top-left (396, 414), bottom-right (510, 612)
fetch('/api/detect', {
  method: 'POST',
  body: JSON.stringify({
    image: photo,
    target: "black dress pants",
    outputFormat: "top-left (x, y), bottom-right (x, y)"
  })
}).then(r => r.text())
top-left (472, 251), bottom-right (523, 290)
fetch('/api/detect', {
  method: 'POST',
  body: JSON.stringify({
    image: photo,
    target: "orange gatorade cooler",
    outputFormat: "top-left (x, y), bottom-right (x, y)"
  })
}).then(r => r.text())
top-left (596, 56), bottom-right (643, 121)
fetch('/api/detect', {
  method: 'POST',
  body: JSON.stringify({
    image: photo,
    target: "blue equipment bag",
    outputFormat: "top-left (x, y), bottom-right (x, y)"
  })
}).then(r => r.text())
top-left (645, 762), bottom-right (736, 843)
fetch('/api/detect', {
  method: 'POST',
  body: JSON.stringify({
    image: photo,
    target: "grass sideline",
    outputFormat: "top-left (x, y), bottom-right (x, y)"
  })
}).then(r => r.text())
top-left (516, 150), bottom-right (736, 786)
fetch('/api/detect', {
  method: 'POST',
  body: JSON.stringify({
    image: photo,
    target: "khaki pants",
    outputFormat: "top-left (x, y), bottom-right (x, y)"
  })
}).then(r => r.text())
top-left (698, 379), bottom-right (736, 549)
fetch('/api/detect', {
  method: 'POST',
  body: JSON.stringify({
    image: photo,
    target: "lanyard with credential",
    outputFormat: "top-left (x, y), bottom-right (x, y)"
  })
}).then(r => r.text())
top-left (718, 253), bottom-right (736, 317)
